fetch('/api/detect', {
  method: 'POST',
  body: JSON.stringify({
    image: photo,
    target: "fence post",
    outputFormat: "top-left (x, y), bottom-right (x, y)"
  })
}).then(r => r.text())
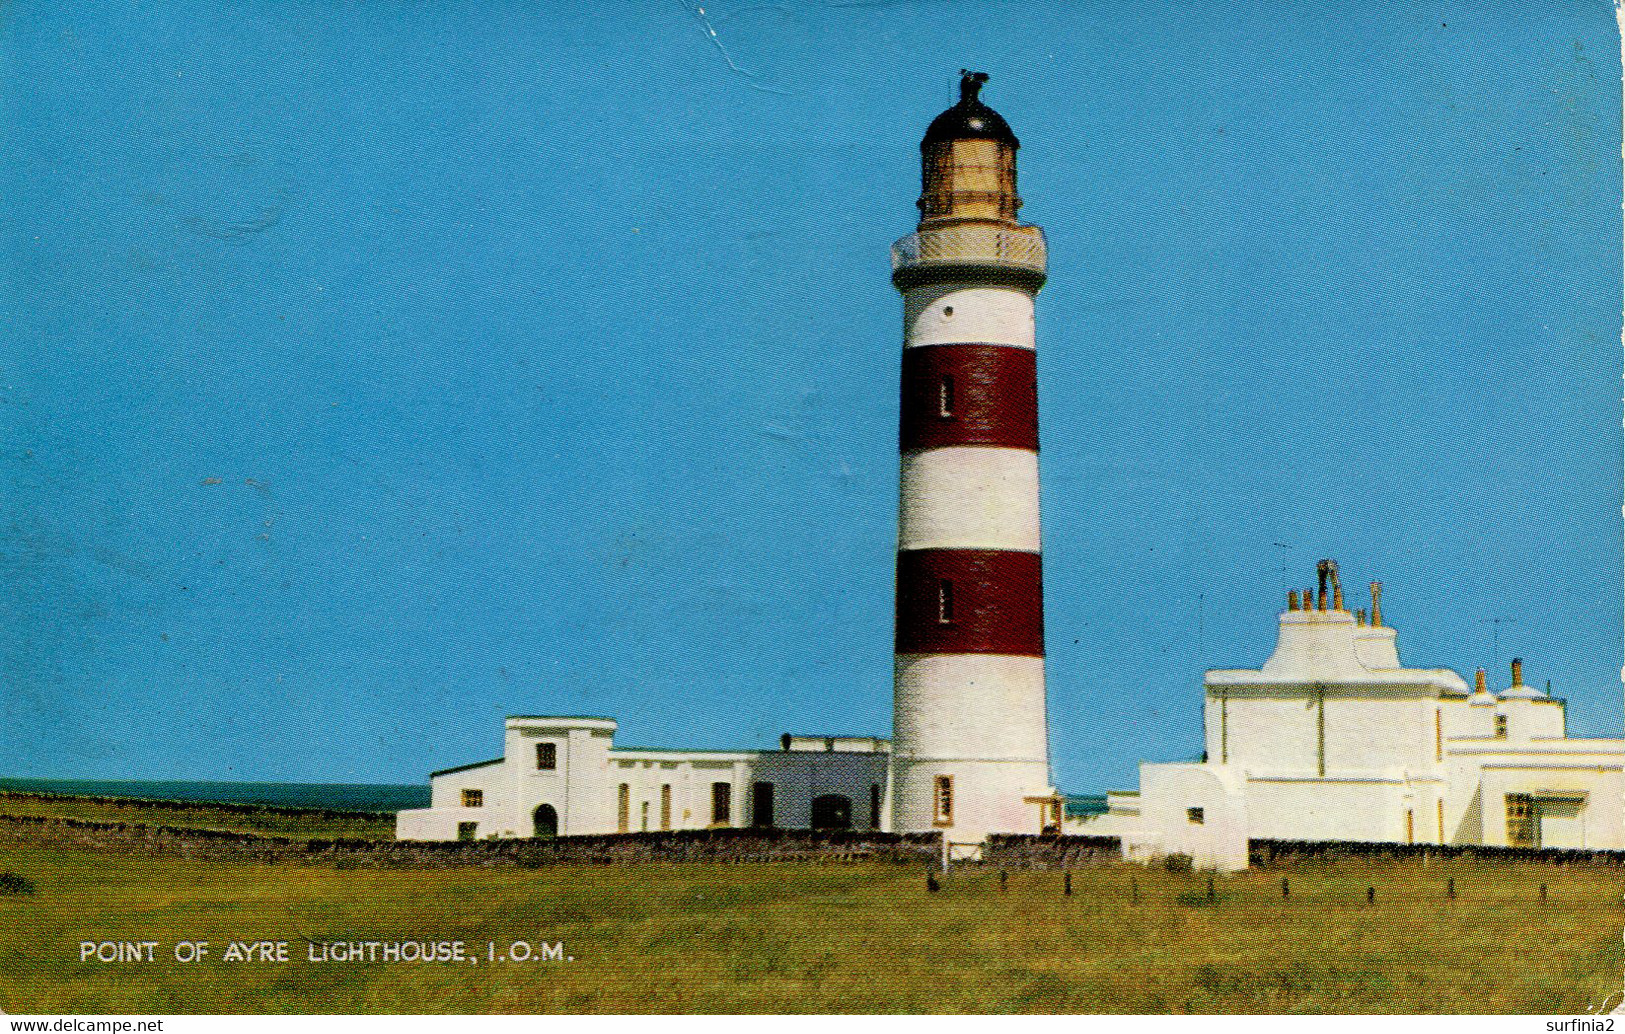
top-left (1366, 886), bottom-right (1375, 906)
top-left (1064, 872), bottom-right (1073, 896)
top-left (1281, 877), bottom-right (1289, 900)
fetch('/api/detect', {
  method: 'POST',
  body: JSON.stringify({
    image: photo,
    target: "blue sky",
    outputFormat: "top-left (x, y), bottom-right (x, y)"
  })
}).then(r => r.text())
top-left (2, 1), bottom-right (1619, 794)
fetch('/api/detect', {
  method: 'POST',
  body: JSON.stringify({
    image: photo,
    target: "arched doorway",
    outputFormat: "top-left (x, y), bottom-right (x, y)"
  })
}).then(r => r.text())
top-left (532, 803), bottom-right (558, 838)
top-left (811, 794), bottom-right (853, 830)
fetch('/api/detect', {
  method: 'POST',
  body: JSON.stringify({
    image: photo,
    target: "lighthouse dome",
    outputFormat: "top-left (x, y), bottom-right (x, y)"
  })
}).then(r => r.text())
top-left (922, 71), bottom-right (1019, 150)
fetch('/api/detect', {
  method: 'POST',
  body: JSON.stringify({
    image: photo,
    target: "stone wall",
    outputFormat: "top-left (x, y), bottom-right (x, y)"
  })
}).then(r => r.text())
top-left (1250, 837), bottom-right (1625, 867)
top-left (982, 833), bottom-right (1122, 869)
top-left (0, 790), bottom-right (392, 823)
top-left (0, 814), bottom-right (942, 867)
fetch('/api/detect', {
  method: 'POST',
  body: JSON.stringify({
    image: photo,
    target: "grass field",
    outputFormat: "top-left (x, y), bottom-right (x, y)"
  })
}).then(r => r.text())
top-left (0, 792), bottom-right (395, 841)
top-left (1, 839), bottom-right (1620, 1014)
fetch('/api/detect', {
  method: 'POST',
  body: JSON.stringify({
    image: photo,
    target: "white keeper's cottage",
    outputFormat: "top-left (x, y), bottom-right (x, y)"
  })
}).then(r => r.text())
top-left (395, 720), bottom-right (890, 841)
top-left (1073, 562), bottom-right (1624, 869)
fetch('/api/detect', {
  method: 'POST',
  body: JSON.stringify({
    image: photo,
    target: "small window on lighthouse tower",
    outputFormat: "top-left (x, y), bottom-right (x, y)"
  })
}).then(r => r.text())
top-left (937, 580), bottom-right (955, 624)
top-left (933, 775), bottom-right (953, 827)
top-left (938, 376), bottom-right (956, 418)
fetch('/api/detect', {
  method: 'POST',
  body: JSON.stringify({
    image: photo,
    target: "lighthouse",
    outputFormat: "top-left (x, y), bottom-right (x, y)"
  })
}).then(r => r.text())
top-left (889, 72), bottom-right (1057, 840)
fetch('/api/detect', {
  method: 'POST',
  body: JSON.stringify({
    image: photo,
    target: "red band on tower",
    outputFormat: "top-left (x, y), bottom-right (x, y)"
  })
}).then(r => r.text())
top-left (895, 548), bottom-right (1045, 656)
top-left (900, 344), bottom-right (1039, 452)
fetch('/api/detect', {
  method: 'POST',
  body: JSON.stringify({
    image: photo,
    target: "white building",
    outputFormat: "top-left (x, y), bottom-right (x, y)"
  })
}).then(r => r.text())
top-left (395, 717), bottom-right (890, 841)
top-left (1075, 562), bottom-right (1624, 870)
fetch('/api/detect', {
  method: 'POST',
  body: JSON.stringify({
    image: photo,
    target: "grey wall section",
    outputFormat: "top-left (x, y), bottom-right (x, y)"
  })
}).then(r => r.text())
top-left (982, 834), bottom-right (1122, 869)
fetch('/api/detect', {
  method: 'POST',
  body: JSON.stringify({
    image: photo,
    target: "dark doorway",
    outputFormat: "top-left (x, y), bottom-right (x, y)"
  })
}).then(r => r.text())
top-left (811, 794), bottom-right (853, 830)
top-left (752, 782), bottom-right (775, 827)
top-left (533, 803), bottom-right (559, 838)
top-left (711, 782), bottom-right (732, 827)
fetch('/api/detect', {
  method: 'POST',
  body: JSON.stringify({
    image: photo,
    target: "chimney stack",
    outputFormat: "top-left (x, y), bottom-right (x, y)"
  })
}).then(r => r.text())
top-left (1370, 582), bottom-right (1383, 628)
top-left (1356, 608), bottom-right (1366, 626)
top-left (1511, 657), bottom-right (1523, 687)
top-left (1287, 589), bottom-right (1299, 611)
top-left (1475, 668), bottom-right (1487, 695)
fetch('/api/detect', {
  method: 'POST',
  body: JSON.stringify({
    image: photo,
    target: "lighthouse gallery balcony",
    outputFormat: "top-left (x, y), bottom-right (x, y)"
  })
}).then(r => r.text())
top-left (890, 223), bottom-right (1047, 291)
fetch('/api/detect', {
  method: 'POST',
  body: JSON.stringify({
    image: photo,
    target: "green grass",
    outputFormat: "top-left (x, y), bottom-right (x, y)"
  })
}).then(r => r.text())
top-left (0, 793), bottom-right (395, 840)
top-left (1, 842), bottom-right (1619, 1013)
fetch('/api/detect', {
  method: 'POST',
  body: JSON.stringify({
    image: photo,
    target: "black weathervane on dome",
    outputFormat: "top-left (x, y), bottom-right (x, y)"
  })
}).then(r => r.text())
top-left (923, 69), bottom-right (1018, 149)
top-left (959, 69), bottom-right (989, 102)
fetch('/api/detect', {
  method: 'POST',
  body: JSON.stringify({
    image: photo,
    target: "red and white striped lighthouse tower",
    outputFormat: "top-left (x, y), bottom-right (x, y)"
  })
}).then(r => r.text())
top-left (889, 72), bottom-right (1058, 840)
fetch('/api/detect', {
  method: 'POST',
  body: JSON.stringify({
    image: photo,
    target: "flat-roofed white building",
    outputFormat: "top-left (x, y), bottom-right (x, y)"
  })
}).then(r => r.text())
top-left (1076, 562), bottom-right (1624, 870)
top-left (395, 717), bottom-right (891, 841)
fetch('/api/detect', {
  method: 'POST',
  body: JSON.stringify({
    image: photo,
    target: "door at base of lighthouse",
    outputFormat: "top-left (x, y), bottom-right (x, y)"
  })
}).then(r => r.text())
top-left (811, 794), bottom-right (853, 830)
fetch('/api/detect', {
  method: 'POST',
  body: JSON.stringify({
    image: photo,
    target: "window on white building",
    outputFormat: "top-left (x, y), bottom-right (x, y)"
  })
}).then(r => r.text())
top-left (1187, 807), bottom-right (1204, 825)
top-left (536, 742), bottom-right (557, 770)
top-left (1506, 794), bottom-right (1537, 848)
top-left (617, 783), bottom-right (630, 833)
top-left (933, 775), bottom-right (953, 827)
top-left (1494, 715), bottom-right (1508, 739)
top-left (461, 789), bottom-right (483, 808)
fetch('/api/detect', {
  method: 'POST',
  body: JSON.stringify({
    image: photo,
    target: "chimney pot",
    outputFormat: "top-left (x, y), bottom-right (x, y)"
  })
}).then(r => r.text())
top-left (1475, 668), bottom-right (1487, 694)
top-left (1370, 581), bottom-right (1384, 628)
top-left (1287, 589), bottom-right (1299, 611)
top-left (1511, 657), bottom-right (1523, 686)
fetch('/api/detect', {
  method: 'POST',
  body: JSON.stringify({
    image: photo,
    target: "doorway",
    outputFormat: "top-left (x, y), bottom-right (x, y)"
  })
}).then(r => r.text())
top-left (533, 803), bottom-right (559, 838)
top-left (811, 794), bottom-right (853, 830)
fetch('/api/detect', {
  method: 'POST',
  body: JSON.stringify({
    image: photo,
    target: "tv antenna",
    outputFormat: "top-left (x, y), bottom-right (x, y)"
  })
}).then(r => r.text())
top-left (1478, 617), bottom-right (1518, 671)
top-left (1271, 542), bottom-right (1292, 593)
